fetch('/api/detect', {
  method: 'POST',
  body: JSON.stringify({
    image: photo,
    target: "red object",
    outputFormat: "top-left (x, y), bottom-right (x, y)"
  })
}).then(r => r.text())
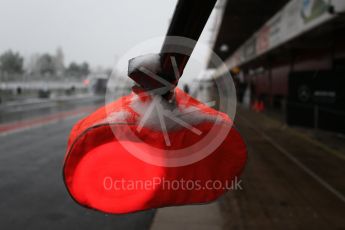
top-left (258, 100), bottom-right (265, 112)
top-left (252, 100), bottom-right (264, 112)
top-left (63, 88), bottom-right (247, 214)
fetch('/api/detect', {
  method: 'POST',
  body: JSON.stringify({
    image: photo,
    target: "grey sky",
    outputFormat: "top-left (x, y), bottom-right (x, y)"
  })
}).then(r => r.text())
top-left (0, 0), bottom-right (177, 68)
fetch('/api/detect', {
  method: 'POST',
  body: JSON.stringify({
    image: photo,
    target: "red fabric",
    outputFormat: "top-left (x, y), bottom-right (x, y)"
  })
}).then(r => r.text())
top-left (63, 88), bottom-right (247, 214)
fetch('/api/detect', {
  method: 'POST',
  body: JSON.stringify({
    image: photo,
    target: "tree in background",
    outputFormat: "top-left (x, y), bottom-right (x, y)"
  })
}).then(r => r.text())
top-left (66, 61), bottom-right (90, 77)
top-left (80, 62), bottom-right (90, 76)
top-left (0, 50), bottom-right (24, 74)
top-left (38, 53), bottom-right (56, 75)
top-left (27, 48), bottom-right (65, 77)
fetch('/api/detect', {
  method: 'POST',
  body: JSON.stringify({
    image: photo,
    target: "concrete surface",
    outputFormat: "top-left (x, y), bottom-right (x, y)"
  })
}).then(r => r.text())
top-left (150, 202), bottom-right (223, 230)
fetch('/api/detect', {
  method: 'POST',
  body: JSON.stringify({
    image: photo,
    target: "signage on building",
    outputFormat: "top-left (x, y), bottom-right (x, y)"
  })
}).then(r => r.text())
top-left (224, 0), bottom-right (345, 69)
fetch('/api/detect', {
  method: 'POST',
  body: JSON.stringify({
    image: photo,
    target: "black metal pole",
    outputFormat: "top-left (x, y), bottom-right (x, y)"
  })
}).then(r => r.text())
top-left (160, 0), bottom-right (217, 78)
top-left (128, 0), bottom-right (216, 94)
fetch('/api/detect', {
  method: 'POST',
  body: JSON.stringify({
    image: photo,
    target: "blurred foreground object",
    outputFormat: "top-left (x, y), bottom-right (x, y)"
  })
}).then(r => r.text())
top-left (63, 88), bottom-right (246, 214)
top-left (63, 0), bottom-right (247, 214)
